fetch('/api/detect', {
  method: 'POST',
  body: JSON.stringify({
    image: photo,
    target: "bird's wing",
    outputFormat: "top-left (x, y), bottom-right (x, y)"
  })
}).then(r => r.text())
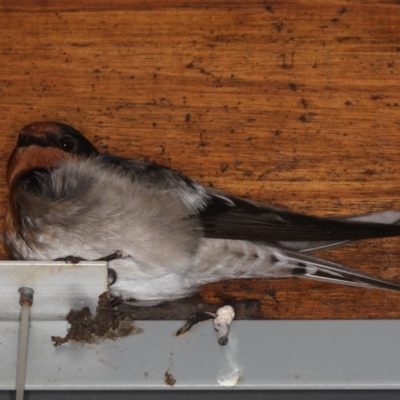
top-left (200, 187), bottom-right (400, 243)
top-left (98, 155), bottom-right (400, 244)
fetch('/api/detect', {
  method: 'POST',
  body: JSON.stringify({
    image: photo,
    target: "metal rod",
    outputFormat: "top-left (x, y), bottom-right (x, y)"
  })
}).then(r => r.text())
top-left (16, 287), bottom-right (34, 400)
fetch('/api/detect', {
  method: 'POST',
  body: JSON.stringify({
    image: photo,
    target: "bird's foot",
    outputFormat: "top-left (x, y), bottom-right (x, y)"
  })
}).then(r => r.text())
top-left (54, 250), bottom-right (127, 264)
top-left (175, 311), bottom-right (215, 336)
top-left (175, 305), bottom-right (235, 346)
top-left (54, 251), bottom-right (124, 286)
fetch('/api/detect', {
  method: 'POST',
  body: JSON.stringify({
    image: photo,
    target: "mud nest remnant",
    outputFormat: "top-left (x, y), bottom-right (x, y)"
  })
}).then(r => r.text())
top-left (51, 292), bottom-right (142, 346)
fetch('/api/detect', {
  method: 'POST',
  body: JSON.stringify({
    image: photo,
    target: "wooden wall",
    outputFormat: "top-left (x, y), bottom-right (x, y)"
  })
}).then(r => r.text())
top-left (1, 0), bottom-right (400, 319)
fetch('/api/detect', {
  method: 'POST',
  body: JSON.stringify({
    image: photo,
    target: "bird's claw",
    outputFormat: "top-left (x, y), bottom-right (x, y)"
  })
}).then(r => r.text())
top-left (96, 250), bottom-right (129, 262)
top-left (107, 268), bottom-right (117, 285)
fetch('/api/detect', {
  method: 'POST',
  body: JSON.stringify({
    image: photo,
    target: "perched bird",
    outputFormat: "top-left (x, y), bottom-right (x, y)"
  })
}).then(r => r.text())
top-left (4, 122), bottom-right (400, 308)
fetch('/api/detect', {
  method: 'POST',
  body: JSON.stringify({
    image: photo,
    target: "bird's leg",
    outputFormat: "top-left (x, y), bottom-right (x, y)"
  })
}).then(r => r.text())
top-left (175, 305), bottom-right (235, 346)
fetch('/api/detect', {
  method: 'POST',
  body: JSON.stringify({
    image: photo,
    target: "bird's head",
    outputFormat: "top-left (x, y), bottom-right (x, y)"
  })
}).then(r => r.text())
top-left (7, 122), bottom-right (99, 188)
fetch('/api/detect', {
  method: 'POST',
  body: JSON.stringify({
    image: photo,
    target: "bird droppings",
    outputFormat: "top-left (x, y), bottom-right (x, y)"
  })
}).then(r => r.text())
top-left (164, 371), bottom-right (177, 386)
top-left (217, 334), bottom-right (242, 387)
top-left (51, 292), bottom-right (143, 346)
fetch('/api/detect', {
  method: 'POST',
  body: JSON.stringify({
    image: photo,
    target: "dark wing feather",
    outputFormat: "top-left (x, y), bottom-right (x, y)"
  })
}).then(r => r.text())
top-left (200, 188), bottom-right (400, 242)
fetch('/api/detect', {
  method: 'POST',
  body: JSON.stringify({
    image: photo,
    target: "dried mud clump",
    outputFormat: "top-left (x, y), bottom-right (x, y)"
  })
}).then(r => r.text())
top-left (51, 292), bottom-right (142, 346)
top-left (164, 371), bottom-right (177, 386)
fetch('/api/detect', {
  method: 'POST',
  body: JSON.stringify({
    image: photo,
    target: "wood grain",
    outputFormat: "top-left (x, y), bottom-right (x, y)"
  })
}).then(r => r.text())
top-left (1, 0), bottom-right (400, 319)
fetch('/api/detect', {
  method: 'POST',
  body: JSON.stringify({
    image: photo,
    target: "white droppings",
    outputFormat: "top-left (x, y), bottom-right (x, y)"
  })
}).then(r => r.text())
top-left (217, 334), bottom-right (241, 387)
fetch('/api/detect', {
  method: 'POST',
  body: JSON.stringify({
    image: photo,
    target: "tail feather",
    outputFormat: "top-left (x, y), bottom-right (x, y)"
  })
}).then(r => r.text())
top-left (270, 244), bottom-right (400, 293)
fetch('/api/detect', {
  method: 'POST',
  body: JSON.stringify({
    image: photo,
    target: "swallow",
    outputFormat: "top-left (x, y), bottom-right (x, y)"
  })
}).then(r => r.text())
top-left (4, 121), bottom-right (400, 308)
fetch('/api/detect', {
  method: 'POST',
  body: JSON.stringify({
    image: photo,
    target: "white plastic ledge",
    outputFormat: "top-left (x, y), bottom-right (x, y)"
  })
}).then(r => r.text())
top-left (1, 262), bottom-right (399, 390)
top-left (0, 261), bottom-right (108, 320)
top-left (0, 319), bottom-right (400, 390)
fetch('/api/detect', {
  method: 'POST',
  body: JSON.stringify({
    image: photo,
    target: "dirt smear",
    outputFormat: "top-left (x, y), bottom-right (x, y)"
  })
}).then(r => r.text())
top-left (51, 292), bottom-right (142, 346)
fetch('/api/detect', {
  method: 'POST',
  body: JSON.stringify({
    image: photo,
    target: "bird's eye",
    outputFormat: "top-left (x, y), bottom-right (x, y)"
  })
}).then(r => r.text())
top-left (60, 136), bottom-right (74, 152)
